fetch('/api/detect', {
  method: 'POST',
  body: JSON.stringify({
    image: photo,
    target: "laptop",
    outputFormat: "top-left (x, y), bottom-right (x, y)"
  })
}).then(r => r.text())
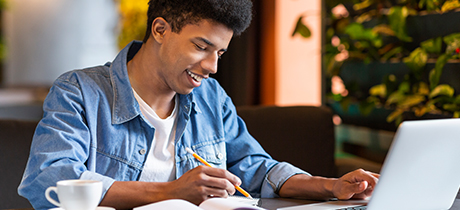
top-left (279, 118), bottom-right (460, 210)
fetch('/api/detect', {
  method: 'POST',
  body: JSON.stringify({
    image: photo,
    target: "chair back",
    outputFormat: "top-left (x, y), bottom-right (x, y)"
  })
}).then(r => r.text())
top-left (0, 119), bottom-right (38, 209)
top-left (237, 106), bottom-right (336, 177)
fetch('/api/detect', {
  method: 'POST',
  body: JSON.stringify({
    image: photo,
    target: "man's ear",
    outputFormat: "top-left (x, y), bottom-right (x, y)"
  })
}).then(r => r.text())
top-left (151, 18), bottom-right (169, 44)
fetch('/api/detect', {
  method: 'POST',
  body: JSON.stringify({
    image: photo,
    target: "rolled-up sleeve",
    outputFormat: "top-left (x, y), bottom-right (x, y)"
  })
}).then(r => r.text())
top-left (80, 171), bottom-right (115, 199)
top-left (261, 162), bottom-right (311, 198)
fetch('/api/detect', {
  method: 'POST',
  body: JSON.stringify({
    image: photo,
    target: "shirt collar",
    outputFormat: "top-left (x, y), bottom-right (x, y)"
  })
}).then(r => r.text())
top-left (109, 41), bottom-right (201, 124)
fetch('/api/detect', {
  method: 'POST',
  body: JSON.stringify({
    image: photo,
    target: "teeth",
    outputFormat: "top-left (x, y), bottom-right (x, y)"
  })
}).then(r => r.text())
top-left (187, 70), bottom-right (203, 82)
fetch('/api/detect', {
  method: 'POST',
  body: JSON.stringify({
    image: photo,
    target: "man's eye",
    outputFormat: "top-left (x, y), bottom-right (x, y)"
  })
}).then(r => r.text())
top-left (194, 44), bottom-right (205, 51)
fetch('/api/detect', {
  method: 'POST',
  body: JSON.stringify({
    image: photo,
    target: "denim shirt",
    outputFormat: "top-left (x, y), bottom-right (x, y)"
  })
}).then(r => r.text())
top-left (18, 41), bottom-right (309, 210)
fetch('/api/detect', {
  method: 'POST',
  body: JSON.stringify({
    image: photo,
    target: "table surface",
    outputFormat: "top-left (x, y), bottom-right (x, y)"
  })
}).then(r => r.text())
top-left (5, 198), bottom-right (460, 210)
top-left (259, 198), bottom-right (317, 210)
top-left (259, 197), bottom-right (460, 210)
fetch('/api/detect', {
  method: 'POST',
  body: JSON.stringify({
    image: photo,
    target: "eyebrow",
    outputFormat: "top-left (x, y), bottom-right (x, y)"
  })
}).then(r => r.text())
top-left (196, 37), bottom-right (227, 52)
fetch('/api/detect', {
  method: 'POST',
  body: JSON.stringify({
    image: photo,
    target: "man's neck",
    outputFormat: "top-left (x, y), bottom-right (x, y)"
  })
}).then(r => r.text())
top-left (127, 43), bottom-right (176, 119)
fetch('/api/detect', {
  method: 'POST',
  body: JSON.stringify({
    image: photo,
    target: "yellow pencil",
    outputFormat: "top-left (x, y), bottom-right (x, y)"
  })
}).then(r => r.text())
top-left (185, 147), bottom-right (253, 199)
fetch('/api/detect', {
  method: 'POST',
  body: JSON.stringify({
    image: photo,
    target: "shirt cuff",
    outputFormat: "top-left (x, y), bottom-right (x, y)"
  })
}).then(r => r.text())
top-left (80, 171), bottom-right (116, 200)
top-left (265, 162), bottom-right (311, 194)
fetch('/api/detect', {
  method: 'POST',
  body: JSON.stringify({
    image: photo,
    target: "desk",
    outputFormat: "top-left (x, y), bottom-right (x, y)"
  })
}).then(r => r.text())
top-left (259, 198), bottom-right (460, 210)
top-left (6, 198), bottom-right (460, 210)
top-left (259, 198), bottom-right (317, 209)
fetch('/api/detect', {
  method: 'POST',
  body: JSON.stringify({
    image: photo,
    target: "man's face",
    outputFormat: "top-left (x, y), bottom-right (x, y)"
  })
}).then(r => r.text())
top-left (156, 19), bottom-right (233, 95)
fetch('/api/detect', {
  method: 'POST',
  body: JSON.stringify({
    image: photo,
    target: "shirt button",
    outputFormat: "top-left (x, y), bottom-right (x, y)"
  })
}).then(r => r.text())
top-left (139, 149), bottom-right (146, 155)
top-left (217, 153), bottom-right (224, 160)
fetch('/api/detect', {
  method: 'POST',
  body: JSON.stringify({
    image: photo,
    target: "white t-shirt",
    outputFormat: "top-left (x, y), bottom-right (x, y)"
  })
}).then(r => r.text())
top-left (133, 88), bottom-right (178, 182)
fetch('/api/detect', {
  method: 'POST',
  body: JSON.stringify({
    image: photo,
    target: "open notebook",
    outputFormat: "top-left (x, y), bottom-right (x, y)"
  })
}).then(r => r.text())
top-left (134, 196), bottom-right (263, 210)
top-left (280, 118), bottom-right (460, 210)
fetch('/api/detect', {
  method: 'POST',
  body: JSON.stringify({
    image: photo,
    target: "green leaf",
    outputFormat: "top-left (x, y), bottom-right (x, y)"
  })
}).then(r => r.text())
top-left (454, 95), bottom-right (460, 104)
top-left (292, 16), bottom-right (311, 38)
top-left (388, 6), bottom-right (413, 42)
top-left (420, 0), bottom-right (442, 11)
top-left (381, 46), bottom-right (403, 62)
top-left (444, 33), bottom-right (460, 55)
top-left (353, 0), bottom-right (374, 11)
top-left (416, 82), bottom-right (430, 95)
top-left (332, 93), bottom-right (343, 102)
top-left (443, 103), bottom-right (460, 112)
top-left (367, 95), bottom-right (381, 105)
top-left (420, 37), bottom-right (442, 54)
top-left (454, 111), bottom-right (460, 118)
top-left (403, 47), bottom-right (428, 72)
top-left (429, 53), bottom-right (451, 90)
top-left (413, 106), bottom-right (428, 117)
top-left (386, 91), bottom-right (405, 105)
top-left (344, 23), bottom-right (382, 47)
top-left (429, 84), bottom-right (455, 98)
top-left (419, 0), bottom-right (427, 9)
top-left (398, 81), bottom-right (411, 93)
top-left (443, 33), bottom-right (460, 45)
top-left (398, 95), bottom-right (426, 108)
top-left (387, 109), bottom-right (405, 123)
top-left (441, 0), bottom-right (460, 13)
top-left (369, 84), bottom-right (386, 97)
top-left (344, 23), bottom-right (365, 39)
top-left (372, 24), bottom-right (395, 36)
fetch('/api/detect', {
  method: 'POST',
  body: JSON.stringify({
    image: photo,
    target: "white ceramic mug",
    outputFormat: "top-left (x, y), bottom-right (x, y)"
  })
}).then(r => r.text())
top-left (45, 180), bottom-right (102, 210)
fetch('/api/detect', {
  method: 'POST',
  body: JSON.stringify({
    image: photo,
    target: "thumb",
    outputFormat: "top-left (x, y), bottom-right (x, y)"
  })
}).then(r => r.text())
top-left (355, 180), bottom-right (368, 193)
top-left (337, 180), bottom-right (369, 200)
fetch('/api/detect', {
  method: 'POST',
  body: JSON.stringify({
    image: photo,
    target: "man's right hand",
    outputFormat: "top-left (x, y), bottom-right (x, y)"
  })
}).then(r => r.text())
top-left (100, 166), bottom-right (243, 209)
top-left (164, 165), bottom-right (242, 205)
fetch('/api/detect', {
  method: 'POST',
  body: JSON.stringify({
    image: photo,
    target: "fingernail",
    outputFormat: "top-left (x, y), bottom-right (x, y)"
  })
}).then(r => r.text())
top-left (236, 178), bottom-right (242, 186)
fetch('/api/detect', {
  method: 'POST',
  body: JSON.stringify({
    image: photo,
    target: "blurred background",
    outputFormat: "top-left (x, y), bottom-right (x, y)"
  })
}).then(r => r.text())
top-left (0, 0), bottom-right (322, 118)
top-left (1, 0), bottom-right (460, 179)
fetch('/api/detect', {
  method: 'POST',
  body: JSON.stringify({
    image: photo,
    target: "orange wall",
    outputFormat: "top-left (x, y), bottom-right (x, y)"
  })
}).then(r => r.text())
top-left (261, 0), bottom-right (322, 106)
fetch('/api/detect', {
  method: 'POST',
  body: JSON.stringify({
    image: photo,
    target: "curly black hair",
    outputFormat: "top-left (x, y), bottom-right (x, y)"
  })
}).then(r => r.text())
top-left (143, 0), bottom-right (253, 42)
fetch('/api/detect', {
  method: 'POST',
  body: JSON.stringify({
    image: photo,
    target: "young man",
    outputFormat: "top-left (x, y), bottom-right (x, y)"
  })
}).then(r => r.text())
top-left (19, 0), bottom-right (378, 209)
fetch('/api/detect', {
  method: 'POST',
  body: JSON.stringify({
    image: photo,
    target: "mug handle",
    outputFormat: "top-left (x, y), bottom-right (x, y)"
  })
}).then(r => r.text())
top-left (45, 186), bottom-right (61, 207)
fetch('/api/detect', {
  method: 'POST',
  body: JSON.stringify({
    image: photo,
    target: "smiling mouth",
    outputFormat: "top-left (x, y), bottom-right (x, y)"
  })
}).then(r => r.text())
top-left (187, 70), bottom-right (204, 82)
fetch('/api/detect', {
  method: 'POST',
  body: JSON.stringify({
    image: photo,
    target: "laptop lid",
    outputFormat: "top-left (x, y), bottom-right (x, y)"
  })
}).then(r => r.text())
top-left (367, 118), bottom-right (460, 210)
top-left (279, 118), bottom-right (460, 210)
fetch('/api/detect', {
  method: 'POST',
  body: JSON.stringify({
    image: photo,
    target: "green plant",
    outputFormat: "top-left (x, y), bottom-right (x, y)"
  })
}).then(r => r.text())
top-left (294, 0), bottom-right (460, 126)
top-left (0, 0), bottom-right (7, 61)
top-left (369, 33), bottom-right (460, 125)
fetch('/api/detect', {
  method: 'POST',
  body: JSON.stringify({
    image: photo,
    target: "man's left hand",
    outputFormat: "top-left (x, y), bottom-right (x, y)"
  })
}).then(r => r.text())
top-left (332, 169), bottom-right (380, 200)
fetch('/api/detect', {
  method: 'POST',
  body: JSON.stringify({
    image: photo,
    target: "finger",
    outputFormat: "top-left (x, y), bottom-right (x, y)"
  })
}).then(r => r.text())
top-left (194, 170), bottom-right (236, 195)
top-left (207, 177), bottom-right (237, 195)
top-left (355, 170), bottom-right (379, 187)
top-left (201, 167), bottom-right (242, 186)
top-left (204, 186), bottom-right (230, 198)
top-left (370, 172), bottom-right (380, 178)
top-left (354, 181), bottom-right (377, 200)
top-left (367, 174), bottom-right (379, 188)
top-left (363, 170), bottom-right (380, 180)
top-left (336, 180), bottom-right (366, 200)
top-left (358, 181), bottom-right (368, 192)
top-left (363, 185), bottom-right (375, 197)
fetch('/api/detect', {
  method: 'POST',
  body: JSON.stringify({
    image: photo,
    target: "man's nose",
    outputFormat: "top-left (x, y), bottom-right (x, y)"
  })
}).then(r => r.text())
top-left (200, 53), bottom-right (219, 74)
